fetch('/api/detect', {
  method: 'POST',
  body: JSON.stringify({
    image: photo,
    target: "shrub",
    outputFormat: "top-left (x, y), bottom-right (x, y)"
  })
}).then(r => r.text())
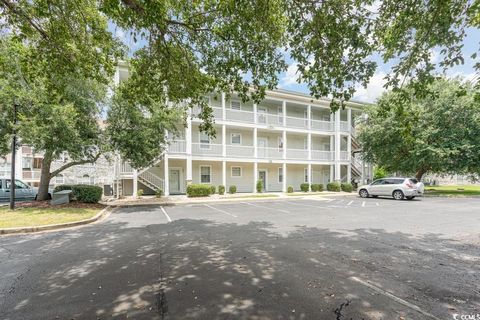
top-left (341, 183), bottom-right (353, 192)
top-left (209, 185), bottom-right (216, 195)
top-left (327, 182), bottom-right (341, 192)
top-left (137, 189), bottom-right (144, 197)
top-left (311, 184), bottom-right (324, 192)
top-left (53, 184), bottom-right (103, 203)
top-left (373, 167), bottom-right (387, 180)
top-left (186, 184), bottom-right (211, 197)
top-left (300, 183), bottom-right (310, 192)
top-left (287, 186), bottom-right (294, 193)
top-left (229, 185), bottom-right (237, 194)
top-left (256, 180), bottom-right (263, 193)
top-left (218, 185), bottom-right (225, 195)
top-left (155, 188), bottom-right (163, 198)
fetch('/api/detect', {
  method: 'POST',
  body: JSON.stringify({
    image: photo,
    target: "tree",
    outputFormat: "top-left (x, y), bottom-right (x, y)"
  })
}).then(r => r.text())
top-left (0, 36), bottom-right (110, 200)
top-left (358, 78), bottom-right (480, 181)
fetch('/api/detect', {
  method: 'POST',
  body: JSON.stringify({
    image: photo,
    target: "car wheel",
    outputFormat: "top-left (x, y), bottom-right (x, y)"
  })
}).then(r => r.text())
top-left (359, 189), bottom-right (369, 198)
top-left (392, 190), bottom-right (404, 200)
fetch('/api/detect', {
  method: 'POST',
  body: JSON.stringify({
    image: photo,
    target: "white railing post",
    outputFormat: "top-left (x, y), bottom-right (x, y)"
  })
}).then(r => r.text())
top-left (347, 108), bottom-right (352, 133)
top-left (133, 169), bottom-right (138, 198)
top-left (221, 92), bottom-right (226, 121)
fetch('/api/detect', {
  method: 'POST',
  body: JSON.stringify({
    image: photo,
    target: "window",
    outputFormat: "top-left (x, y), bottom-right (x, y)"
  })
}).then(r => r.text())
top-left (304, 168), bottom-right (308, 183)
top-left (231, 101), bottom-right (241, 110)
top-left (303, 138), bottom-right (308, 150)
top-left (231, 166), bottom-right (242, 177)
top-left (33, 158), bottom-right (42, 169)
top-left (371, 179), bottom-right (384, 185)
top-left (277, 107), bottom-right (283, 125)
top-left (22, 157), bottom-right (32, 169)
top-left (200, 166), bottom-right (211, 183)
top-left (231, 133), bottom-right (242, 145)
top-left (6, 179), bottom-right (28, 189)
top-left (278, 167), bottom-right (283, 183)
top-left (200, 132), bottom-right (210, 149)
top-left (278, 137), bottom-right (283, 151)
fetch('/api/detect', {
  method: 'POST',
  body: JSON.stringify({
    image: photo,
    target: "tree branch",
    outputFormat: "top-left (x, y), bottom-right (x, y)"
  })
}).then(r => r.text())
top-left (49, 153), bottom-right (101, 178)
top-left (0, 0), bottom-right (49, 39)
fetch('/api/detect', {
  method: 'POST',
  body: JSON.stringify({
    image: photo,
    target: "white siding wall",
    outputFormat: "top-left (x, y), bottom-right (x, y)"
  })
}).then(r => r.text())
top-left (192, 161), bottom-right (223, 187)
top-left (312, 136), bottom-right (331, 150)
top-left (286, 165), bottom-right (308, 191)
top-left (311, 108), bottom-right (331, 121)
top-left (258, 164), bottom-right (283, 192)
top-left (192, 126), bottom-right (222, 144)
top-left (225, 128), bottom-right (254, 145)
top-left (287, 134), bottom-right (308, 149)
top-left (123, 179), bottom-right (133, 196)
top-left (226, 162), bottom-right (254, 193)
top-left (257, 132), bottom-right (283, 148)
top-left (286, 105), bottom-right (307, 118)
top-left (312, 165), bottom-right (330, 186)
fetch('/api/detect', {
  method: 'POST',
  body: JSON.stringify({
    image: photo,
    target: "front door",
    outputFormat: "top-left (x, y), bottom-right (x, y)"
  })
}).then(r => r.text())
top-left (169, 169), bottom-right (180, 194)
top-left (257, 138), bottom-right (267, 158)
top-left (258, 170), bottom-right (267, 192)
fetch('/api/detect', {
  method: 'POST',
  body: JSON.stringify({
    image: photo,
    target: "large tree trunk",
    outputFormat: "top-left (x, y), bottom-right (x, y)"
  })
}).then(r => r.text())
top-left (415, 169), bottom-right (426, 181)
top-left (37, 155), bottom-right (52, 201)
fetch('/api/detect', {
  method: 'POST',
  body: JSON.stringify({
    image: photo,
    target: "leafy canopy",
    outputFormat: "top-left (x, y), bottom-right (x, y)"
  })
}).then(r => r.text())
top-left (358, 78), bottom-right (480, 181)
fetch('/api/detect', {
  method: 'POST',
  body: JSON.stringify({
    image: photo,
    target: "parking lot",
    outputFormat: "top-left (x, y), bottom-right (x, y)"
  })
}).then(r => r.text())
top-left (1, 196), bottom-right (479, 319)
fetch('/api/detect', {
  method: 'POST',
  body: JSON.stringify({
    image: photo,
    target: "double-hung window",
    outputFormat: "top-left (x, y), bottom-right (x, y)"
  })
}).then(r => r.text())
top-left (231, 101), bottom-right (241, 110)
top-left (200, 166), bottom-right (211, 183)
top-left (304, 168), bottom-right (309, 183)
top-left (200, 132), bottom-right (210, 149)
top-left (278, 167), bottom-right (283, 183)
top-left (231, 166), bottom-right (242, 177)
top-left (231, 133), bottom-right (241, 145)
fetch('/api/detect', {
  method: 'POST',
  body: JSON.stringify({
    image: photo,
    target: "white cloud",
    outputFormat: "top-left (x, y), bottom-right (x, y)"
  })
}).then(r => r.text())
top-left (429, 49), bottom-right (440, 64)
top-left (353, 71), bottom-right (388, 103)
top-left (279, 63), bottom-right (300, 88)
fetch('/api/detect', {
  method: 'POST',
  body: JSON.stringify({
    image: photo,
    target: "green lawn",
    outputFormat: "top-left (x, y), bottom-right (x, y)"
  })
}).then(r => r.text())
top-left (424, 185), bottom-right (480, 197)
top-left (0, 206), bottom-right (101, 229)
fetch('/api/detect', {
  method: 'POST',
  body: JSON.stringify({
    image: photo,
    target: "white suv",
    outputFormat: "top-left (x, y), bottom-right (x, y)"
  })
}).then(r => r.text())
top-left (358, 177), bottom-right (424, 200)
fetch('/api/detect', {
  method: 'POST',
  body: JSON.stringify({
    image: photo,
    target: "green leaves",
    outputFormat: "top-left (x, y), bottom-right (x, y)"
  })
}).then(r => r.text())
top-left (359, 78), bottom-right (480, 180)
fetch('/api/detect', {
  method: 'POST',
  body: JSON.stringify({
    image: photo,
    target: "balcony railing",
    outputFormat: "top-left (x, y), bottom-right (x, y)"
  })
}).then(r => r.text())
top-left (340, 151), bottom-right (350, 160)
top-left (257, 147), bottom-right (283, 159)
top-left (192, 143), bottom-right (223, 156)
top-left (168, 140), bottom-right (186, 154)
top-left (121, 162), bottom-right (133, 173)
top-left (311, 150), bottom-right (333, 161)
top-left (311, 119), bottom-right (333, 131)
top-left (257, 113), bottom-right (284, 126)
top-left (226, 145), bottom-right (254, 157)
top-left (340, 121), bottom-right (349, 132)
top-left (286, 116), bottom-right (309, 129)
top-left (286, 148), bottom-right (308, 160)
top-left (225, 109), bottom-right (255, 124)
top-left (22, 170), bottom-right (42, 180)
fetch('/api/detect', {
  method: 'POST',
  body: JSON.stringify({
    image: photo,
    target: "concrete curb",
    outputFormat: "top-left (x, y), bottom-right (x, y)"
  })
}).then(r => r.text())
top-left (0, 206), bottom-right (114, 235)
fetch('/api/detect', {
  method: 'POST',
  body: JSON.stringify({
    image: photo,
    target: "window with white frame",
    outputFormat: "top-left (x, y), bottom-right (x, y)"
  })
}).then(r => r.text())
top-left (231, 100), bottom-right (241, 110)
top-left (200, 132), bottom-right (210, 149)
top-left (277, 106), bottom-right (283, 124)
top-left (231, 133), bottom-right (242, 145)
top-left (278, 137), bottom-right (283, 151)
top-left (304, 168), bottom-right (308, 183)
top-left (200, 166), bottom-right (211, 183)
top-left (231, 166), bottom-right (242, 177)
top-left (278, 167), bottom-right (283, 183)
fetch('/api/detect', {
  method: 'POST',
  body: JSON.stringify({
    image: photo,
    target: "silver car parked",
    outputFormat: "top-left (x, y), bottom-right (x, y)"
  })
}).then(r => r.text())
top-left (0, 177), bottom-right (44, 201)
top-left (358, 177), bottom-right (424, 200)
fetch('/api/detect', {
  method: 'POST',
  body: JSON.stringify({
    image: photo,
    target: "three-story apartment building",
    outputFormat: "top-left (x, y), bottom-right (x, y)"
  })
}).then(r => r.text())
top-left (114, 62), bottom-right (373, 196)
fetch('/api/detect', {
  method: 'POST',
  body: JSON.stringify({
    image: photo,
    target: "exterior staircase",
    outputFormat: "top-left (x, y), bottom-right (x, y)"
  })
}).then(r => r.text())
top-left (138, 171), bottom-right (165, 193)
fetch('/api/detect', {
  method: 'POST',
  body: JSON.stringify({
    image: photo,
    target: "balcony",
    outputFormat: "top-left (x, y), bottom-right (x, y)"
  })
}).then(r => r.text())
top-left (286, 116), bottom-right (309, 129)
top-left (286, 148), bottom-right (308, 160)
top-left (226, 145), bottom-right (254, 158)
top-left (311, 119), bottom-right (333, 131)
top-left (311, 150), bottom-right (333, 161)
top-left (225, 109), bottom-right (255, 124)
top-left (340, 121), bottom-right (350, 132)
top-left (257, 147), bottom-right (283, 159)
top-left (192, 143), bottom-right (222, 156)
top-left (168, 140), bottom-right (186, 154)
top-left (121, 162), bottom-right (133, 174)
top-left (340, 151), bottom-right (350, 160)
top-left (257, 113), bottom-right (283, 126)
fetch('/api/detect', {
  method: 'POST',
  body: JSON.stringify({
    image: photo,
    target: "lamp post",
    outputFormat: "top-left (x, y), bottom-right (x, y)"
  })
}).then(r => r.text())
top-left (9, 103), bottom-right (17, 210)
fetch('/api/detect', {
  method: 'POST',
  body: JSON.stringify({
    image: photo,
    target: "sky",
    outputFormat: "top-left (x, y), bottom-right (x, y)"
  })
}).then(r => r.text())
top-left (112, 24), bottom-right (480, 104)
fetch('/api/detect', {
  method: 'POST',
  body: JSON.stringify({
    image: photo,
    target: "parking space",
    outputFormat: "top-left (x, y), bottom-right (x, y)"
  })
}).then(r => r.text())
top-left (1, 196), bottom-right (479, 319)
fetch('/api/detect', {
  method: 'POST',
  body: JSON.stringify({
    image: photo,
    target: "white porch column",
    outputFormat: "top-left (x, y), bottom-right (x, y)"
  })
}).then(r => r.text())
top-left (282, 163), bottom-right (287, 192)
top-left (222, 160), bottom-right (227, 188)
top-left (253, 103), bottom-right (258, 124)
top-left (282, 100), bottom-right (287, 127)
top-left (347, 108), bottom-right (352, 132)
top-left (334, 110), bottom-right (341, 181)
top-left (347, 163), bottom-right (352, 183)
top-left (308, 163), bottom-right (312, 191)
top-left (330, 164), bottom-right (334, 182)
top-left (253, 128), bottom-right (258, 158)
top-left (133, 169), bottom-right (138, 198)
top-left (282, 130), bottom-right (287, 160)
top-left (361, 159), bottom-right (366, 185)
top-left (222, 125), bottom-right (226, 157)
top-left (253, 162), bottom-right (258, 193)
top-left (186, 112), bottom-right (192, 184)
top-left (164, 155), bottom-right (169, 196)
top-left (307, 105), bottom-right (312, 130)
top-left (307, 133), bottom-right (312, 160)
top-left (221, 92), bottom-right (226, 120)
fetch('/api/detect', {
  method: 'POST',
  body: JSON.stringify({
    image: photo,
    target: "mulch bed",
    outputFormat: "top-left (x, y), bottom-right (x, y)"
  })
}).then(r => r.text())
top-left (14, 201), bottom-right (106, 210)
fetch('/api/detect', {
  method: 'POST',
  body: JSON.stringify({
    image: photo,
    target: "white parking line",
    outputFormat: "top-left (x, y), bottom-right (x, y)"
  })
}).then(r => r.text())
top-left (326, 199), bottom-right (335, 203)
top-left (347, 200), bottom-right (354, 206)
top-left (362, 201), bottom-right (366, 207)
top-left (160, 206), bottom-right (172, 222)
top-left (376, 202), bottom-right (379, 206)
top-left (285, 201), bottom-right (330, 209)
top-left (242, 202), bottom-right (290, 214)
top-left (203, 204), bottom-right (237, 218)
top-left (349, 276), bottom-right (440, 320)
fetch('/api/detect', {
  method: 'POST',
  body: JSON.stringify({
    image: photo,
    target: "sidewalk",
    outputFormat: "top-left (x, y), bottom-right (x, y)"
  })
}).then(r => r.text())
top-left (103, 191), bottom-right (356, 207)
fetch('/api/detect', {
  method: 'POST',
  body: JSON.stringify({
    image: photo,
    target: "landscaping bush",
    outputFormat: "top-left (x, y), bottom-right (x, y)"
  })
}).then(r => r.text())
top-left (311, 184), bottom-right (324, 192)
top-left (137, 189), bottom-right (144, 197)
top-left (155, 188), bottom-right (163, 198)
top-left (287, 186), bottom-right (294, 193)
top-left (341, 183), bottom-right (353, 192)
top-left (300, 183), bottom-right (310, 192)
top-left (229, 185), bottom-right (237, 194)
top-left (53, 184), bottom-right (103, 203)
top-left (186, 184), bottom-right (211, 197)
top-left (326, 182), bottom-right (341, 192)
top-left (209, 185), bottom-right (216, 195)
top-left (256, 180), bottom-right (263, 193)
top-left (218, 185), bottom-right (225, 195)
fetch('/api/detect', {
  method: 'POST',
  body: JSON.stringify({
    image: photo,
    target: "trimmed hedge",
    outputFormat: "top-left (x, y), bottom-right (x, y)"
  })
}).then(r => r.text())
top-left (229, 185), bottom-right (237, 194)
top-left (326, 182), bottom-right (341, 192)
top-left (210, 185), bottom-right (216, 195)
top-left (341, 183), bottom-right (353, 192)
top-left (155, 188), bottom-right (163, 198)
top-left (187, 184), bottom-right (211, 197)
top-left (256, 180), bottom-right (263, 193)
top-left (287, 186), bottom-right (294, 193)
top-left (311, 184), bottom-right (324, 192)
top-left (53, 184), bottom-right (103, 203)
top-left (300, 183), bottom-right (310, 192)
top-left (218, 185), bottom-right (225, 195)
